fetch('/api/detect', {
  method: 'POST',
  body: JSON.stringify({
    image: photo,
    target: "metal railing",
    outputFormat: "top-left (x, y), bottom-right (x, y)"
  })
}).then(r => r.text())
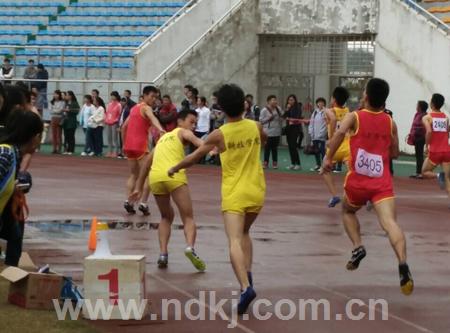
top-left (153, 0), bottom-right (245, 83)
top-left (136, 0), bottom-right (199, 52)
top-left (400, 0), bottom-right (450, 34)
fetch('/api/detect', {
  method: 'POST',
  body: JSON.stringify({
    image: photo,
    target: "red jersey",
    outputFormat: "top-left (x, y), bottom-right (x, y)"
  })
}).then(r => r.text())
top-left (428, 112), bottom-right (450, 153)
top-left (124, 103), bottom-right (152, 153)
top-left (346, 110), bottom-right (393, 193)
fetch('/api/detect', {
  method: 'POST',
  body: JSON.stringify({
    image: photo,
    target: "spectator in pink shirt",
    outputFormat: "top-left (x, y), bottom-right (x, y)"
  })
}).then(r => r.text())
top-left (159, 94), bottom-right (178, 132)
top-left (105, 91), bottom-right (122, 157)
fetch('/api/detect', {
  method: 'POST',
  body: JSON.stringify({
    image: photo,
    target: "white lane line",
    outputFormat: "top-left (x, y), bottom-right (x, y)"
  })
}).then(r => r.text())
top-left (149, 273), bottom-right (256, 333)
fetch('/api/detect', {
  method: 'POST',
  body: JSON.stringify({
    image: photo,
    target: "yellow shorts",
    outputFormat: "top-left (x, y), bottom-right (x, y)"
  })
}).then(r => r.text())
top-left (327, 148), bottom-right (350, 163)
top-left (150, 181), bottom-right (186, 195)
top-left (222, 206), bottom-right (263, 216)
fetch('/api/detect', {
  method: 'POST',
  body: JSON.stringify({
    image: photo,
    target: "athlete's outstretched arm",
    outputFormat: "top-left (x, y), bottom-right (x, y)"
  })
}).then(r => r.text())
top-left (169, 130), bottom-right (223, 176)
top-left (390, 121), bottom-right (400, 159)
top-left (422, 115), bottom-right (432, 146)
top-left (323, 112), bottom-right (356, 172)
top-left (181, 129), bottom-right (204, 148)
top-left (143, 105), bottom-right (165, 133)
top-left (257, 122), bottom-right (267, 146)
top-left (325, 108), bottom-right (336, 139)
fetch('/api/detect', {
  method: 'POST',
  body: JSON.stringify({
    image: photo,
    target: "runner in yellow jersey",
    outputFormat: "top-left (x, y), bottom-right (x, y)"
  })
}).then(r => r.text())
top-left (169, 84), bottom-right (267, 315)
top-left (322, 87), bottom-right (351, 207)
top-left (130, 109), bottom-right (206, 272)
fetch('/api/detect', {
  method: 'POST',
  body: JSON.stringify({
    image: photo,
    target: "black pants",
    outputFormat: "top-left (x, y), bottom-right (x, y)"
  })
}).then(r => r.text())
top-left (88, 127), bottom-right (104, 156)
top-left (64, 128), bottom-right (76, 153)
top-left (313, 140), bottom-right (326, 167)
top-left (264, 136), bottom-right (280, 163)
top-left (286, 126), bottom-right (301, 165)
top-left (0, 199), bottom-right (24, 267)
top-left (414, 138), bottom-right (425, 175)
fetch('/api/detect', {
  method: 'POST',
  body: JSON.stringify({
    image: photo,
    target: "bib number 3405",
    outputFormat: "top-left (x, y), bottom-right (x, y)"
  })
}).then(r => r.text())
top-left (355, 149), bottom-right (383, 178)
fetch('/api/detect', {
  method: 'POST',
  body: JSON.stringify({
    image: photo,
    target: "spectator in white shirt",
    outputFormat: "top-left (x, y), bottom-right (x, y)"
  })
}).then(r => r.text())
top-left (0, 58), bottom-right (14, 85)
top-left (195, 96), bottom-right (211, 138)
top-left (87, 97), bottom-right (105, 157)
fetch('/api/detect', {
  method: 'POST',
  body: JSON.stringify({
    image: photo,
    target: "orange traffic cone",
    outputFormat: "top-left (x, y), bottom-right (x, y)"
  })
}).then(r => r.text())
top-left (88, 217), bottom-right (98, 251)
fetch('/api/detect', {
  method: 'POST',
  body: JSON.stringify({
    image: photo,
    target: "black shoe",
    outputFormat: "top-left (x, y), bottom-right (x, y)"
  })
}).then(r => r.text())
top-left (346, 246), bottom-right (366, 270)
top-left (124, 201), bottom-right (136, 214)
top-left (399, 263), bottom-right (414, 295)
top-left (157, 254), bottom-right (168, 269)
top-left (138, 203), bottom-right (150, 216)
top-left (237, 287), bottom-right (257, 315)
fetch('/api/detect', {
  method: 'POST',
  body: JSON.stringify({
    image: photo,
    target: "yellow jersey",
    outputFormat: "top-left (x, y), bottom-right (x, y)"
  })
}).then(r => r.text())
top-left (330, 107), bottom-right (350, 160)
top-left (219, 119), bottom-right (266, 212)
top-left (149, 128), bottom-right (188, 184)
top-left (0, 144), bottom-right (17, 214)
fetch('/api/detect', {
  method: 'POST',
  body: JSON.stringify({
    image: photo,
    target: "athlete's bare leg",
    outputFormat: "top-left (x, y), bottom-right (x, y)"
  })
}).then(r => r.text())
top-left (154, 194), bottom-right (175, 254)
top-left (421, 158), bottom-right (437, 179)
top-left (373, 198), bottom-right (407, 263)
top-left (171, 185), bottom-right (196, 247)
top-left (243, 213), bottom-right (258, 272)
top-left (223, 212), bottom-right (257, 290)
top-left (323, 171), bottom-right (338, 197)
top-left (342, 197), bottom-right (363, 248)
top-left (126, 159), bottom-right (140, 200)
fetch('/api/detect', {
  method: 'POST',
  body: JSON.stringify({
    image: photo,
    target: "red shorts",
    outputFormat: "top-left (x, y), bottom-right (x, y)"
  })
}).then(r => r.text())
top-left (344, 185), bottom-right (394, 208)
top-left (429, 151), bottom-right (450, 165)
top-left (124, 150), bottom-right (148, 160)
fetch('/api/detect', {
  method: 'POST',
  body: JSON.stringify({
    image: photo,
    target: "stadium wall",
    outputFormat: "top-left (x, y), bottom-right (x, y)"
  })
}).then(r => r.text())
top-left (259, 0), bottom-right (378, 34)
top-left (157, 0), bottom-right (259, 104)
top-left (375, 0), bottom-right (450, 153)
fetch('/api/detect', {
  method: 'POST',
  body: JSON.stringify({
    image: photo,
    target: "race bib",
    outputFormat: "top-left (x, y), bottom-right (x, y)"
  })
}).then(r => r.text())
top-left (432, 118), bottom-right (448, 132)
top-left (355, 149), bottom-right (383, 178)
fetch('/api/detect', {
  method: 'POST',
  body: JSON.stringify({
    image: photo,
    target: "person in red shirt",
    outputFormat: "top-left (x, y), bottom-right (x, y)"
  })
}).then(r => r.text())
top-left (159, 95), bottom-right (178, 133)
top-left (421, 93), bottom-right (450, 204)
top-left (323, 78), bottom-right (414, 296)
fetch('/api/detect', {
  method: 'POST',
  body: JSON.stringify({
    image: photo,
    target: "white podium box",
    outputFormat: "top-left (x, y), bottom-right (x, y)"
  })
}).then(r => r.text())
top-left (83, 255), bottom-right (147, 320)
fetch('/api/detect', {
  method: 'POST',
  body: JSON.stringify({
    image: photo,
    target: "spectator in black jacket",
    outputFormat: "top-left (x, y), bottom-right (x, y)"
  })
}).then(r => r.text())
top-left (35, 64), bottom-right (48, 116)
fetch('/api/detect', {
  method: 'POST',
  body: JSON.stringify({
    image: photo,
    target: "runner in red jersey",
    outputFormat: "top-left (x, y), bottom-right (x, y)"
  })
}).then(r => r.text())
top-left (323, 78), bottom-right (414, 296)
top-left (122, 86), bottom-right (164, 215)
top-left (421, 93), bottom-right (450, 206)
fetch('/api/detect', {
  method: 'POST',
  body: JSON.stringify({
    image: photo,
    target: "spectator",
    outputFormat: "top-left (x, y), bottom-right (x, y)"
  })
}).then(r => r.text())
top-left (123, 89), bottom-right (136, 108)
top-left (284, 94), bottom-right (303, 170)
top-left (49, 90), bottom-right (65, 154)
top-left (91, 89), bottom-right (99, 100)
top-left (23, 59), bottom-right (37, 89)
top-left (87, 97), bottom-right (105, 157)
top-left (105, 91), bottom-right (122, 157)
top-left (308, 97), bottom-right (328, 172)
top-left (195, 96), bottom-right (211, 138)
top-left (159, 95), bottom-right (178, 132)
top-left (0, 58), bottom-right (14, 85)
top-left (62, 91), bottom-right (80, 155)
top-left (118, 97), bottom-right (131, 158)
top-left (0, 109), bottom-right (43, 266)
top-left (408, 101), bottom-right (428, 179)
top-left (260, 95), bottom-right (283, 169)
top-left (245, 94), bottom-right (260, 121)
top-left (210, 92), bottom-right (225, 130)
top-left (35, 64), bottom-right (48, 116)
top-left (244, 100), bottom-right (255, 120)
top-left (29, 91), bottom-right (39, 116)
top-left (80, 95), bottom-right (95, 156)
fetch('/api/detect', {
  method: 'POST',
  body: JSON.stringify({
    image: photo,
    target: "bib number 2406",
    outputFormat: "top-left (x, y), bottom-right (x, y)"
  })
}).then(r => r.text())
top-left (355, 149), bottom-right (383, 178)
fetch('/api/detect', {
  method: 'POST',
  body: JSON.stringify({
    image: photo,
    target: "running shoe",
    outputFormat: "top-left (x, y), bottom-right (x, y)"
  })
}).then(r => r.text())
top-left (287, 165), bottom-right (295, 170)
top-left (399, 263), bottom-right (414, 296)
top-left (138, 203), bottom-right (150, 216)
top-left (438, 172), bottom-right (446, 190)
top-left (293, 165), bottom-right (301, 170)
top-left (262, 161), bottom-right (268, 169)
top-left (328, 196), bottom-right (341, 208)
top-left (237, 287), bottom-right (257, 315)
top-left (157, 254), bottom-right (168, 269)
top-left (346, 246), bottom-right (367, 271)
top-left (88, 152), bottom-right (95, 157)
top-left (273, 162), bottom-right (278, 169)
top-left (124, 201), bottom-right (136, 214)
top-left (184, 246), bottom-right (206, 272)
top-left (81, 152), bottom-right (88, 156)
top-left (310, 166), bottom-right (321, 172)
